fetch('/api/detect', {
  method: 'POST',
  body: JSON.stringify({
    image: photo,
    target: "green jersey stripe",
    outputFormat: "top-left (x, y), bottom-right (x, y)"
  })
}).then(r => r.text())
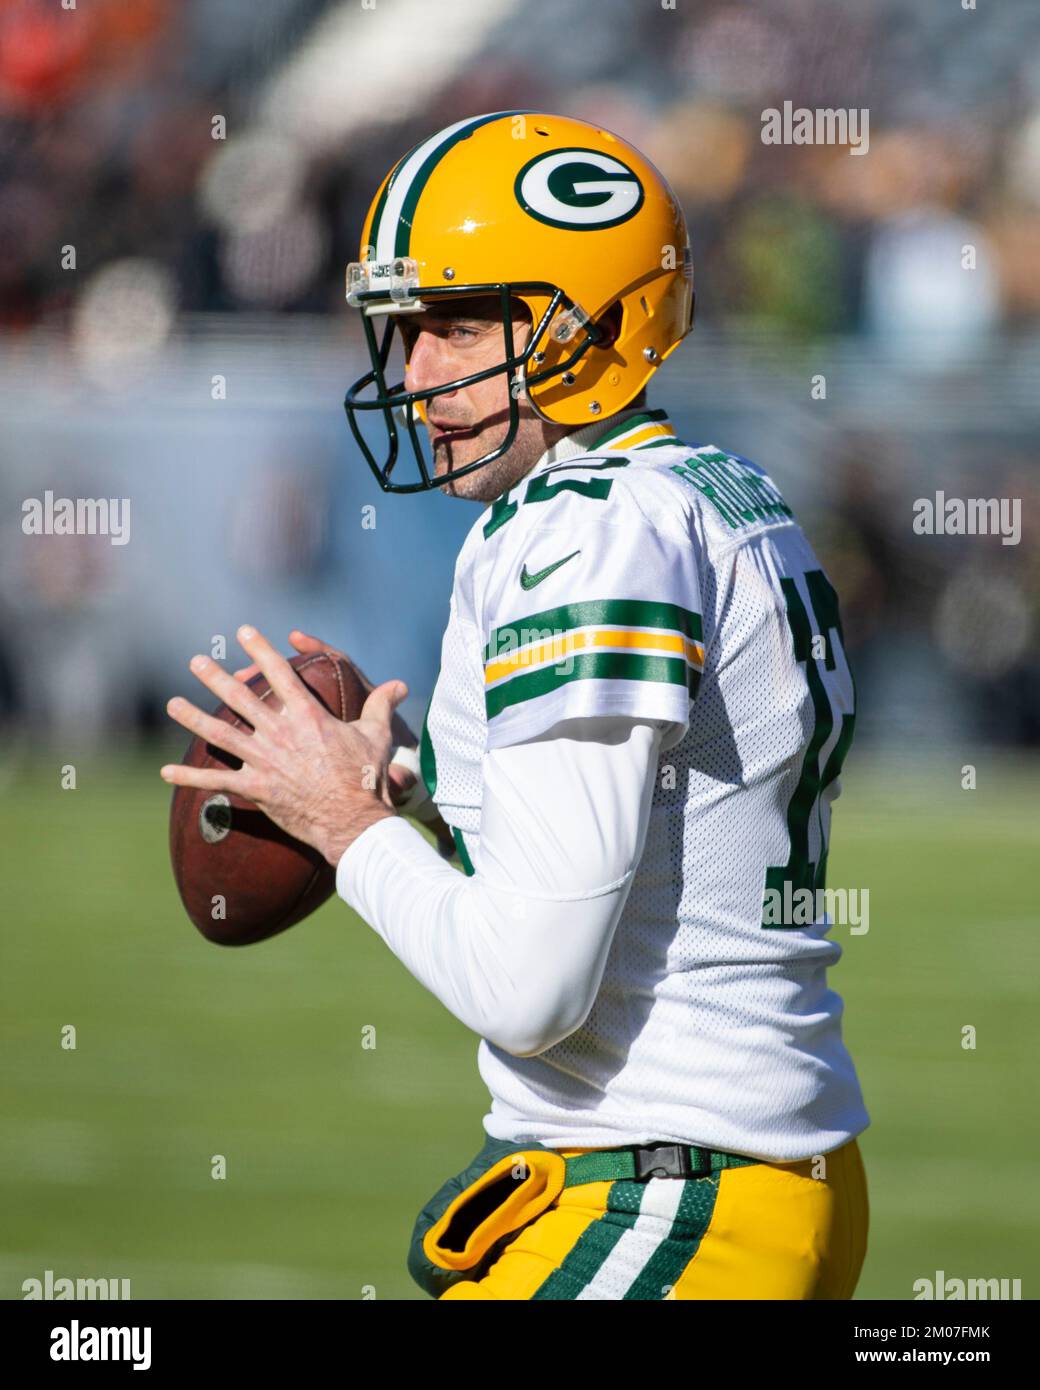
top-left (452, 827), bottom-right (475, 877)
top-left (589, 407), bottom-right (671, 449)
top-left (535, 458), bottom-right (631, 476)
top-left (485, 598), bottom-right (703, 662)
top-left (486, 651), bottom-right (698, 720)
top-left (630, 435), bottom-right (682, 450)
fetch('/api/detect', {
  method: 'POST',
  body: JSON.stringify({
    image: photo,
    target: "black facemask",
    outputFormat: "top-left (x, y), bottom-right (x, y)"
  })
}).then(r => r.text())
top-left (343, 278), bottom-right (604, 495)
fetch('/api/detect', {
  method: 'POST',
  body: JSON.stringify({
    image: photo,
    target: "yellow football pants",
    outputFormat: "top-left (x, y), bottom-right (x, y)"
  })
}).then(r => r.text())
top-left (440, 1137), bottom-right (868, 1300)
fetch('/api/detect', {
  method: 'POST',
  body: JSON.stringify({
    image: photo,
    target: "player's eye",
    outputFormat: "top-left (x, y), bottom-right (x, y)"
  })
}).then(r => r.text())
top-left (398, 321), bottom-right (477, 352)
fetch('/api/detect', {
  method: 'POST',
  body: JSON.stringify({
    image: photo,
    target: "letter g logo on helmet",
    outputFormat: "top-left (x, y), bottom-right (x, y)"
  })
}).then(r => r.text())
top-left (514, 149), bottom-right (644, 230)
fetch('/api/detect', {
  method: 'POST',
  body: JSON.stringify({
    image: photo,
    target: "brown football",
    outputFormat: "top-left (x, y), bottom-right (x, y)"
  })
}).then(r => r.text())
top-left (169, 651), bottom-right (369, 946)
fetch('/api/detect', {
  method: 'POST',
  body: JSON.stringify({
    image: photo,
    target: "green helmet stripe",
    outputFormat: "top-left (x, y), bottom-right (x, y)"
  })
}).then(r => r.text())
top-left (368, 110), bottom-right (537, 263)
top-left (394, 110), bottom-right (534, 258)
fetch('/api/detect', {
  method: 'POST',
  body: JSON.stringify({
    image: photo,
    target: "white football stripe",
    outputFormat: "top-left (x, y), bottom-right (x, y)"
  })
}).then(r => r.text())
top-left (576, 1177), bottom-right (687, 1301)
top-left (373, 115), bottom-right (480, 262)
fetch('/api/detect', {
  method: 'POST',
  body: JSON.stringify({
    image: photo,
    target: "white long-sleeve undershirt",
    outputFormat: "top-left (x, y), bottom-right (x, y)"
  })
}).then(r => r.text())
top-left (335, 716), bottom-right (666, 1057)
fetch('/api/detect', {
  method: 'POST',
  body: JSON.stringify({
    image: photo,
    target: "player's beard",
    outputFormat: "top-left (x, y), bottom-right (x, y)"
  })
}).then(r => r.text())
top-left (433, 408), bottom-right (531, 502)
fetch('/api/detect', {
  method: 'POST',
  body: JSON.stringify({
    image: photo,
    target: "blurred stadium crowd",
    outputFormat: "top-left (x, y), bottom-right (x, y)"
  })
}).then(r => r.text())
top-left (0, 0), bottom-right (1037, 749)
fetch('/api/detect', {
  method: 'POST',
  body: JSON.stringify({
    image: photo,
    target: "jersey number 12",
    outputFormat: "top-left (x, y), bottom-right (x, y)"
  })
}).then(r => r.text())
top-left (762, 568), bottom-right (856, 928)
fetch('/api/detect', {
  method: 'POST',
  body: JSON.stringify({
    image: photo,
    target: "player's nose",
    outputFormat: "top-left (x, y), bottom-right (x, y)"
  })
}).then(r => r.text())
top-left (403, 329), bottom-right (455, 396)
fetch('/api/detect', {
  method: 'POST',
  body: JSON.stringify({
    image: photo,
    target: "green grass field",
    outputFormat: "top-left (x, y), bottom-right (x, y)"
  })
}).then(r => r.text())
top-left (2, 746), bottom-right (1037, 1300)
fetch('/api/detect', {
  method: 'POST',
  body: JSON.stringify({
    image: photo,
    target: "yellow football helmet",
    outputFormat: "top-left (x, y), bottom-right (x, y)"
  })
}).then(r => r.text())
top-left (343, 110), bottom-right (694, 493)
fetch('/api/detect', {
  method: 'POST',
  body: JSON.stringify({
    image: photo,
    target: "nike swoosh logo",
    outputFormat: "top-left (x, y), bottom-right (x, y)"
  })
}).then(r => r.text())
top-left (520, 549), bottom-right (581, 590)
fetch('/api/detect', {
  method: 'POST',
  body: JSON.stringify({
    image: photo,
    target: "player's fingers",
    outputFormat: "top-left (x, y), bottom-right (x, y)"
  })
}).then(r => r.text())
top-left (288, 630), bottom-right (333, 656)
top-left (388, 764), bottom-right (417, 800)
top-left (186, 652), bottom-right (271, 727)
top-left (236, 631), bottom-right (329, 680)
top-left (159, 761), bottom-right (250, 793)
top-left (360, 679), bottom-right (408, 730)
top-left (291, 630), bottom-right (377, 691)
top-left (165, 697), bottom-right (254, 762)
top-left (237, 625), bottom-right (311, 713)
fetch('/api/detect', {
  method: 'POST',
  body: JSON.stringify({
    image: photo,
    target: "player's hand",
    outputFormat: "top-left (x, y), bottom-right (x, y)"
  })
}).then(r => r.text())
top-left (234, 629), bottom-right (419, 803)
top-left (161, 625), bottom-right (401, 866)
top-left (233, 629), bottom-right (344, 682)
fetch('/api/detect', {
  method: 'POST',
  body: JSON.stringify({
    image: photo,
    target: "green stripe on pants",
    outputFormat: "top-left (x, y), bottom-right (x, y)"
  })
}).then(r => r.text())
top-left (623, 1175), bottom-right (720, 1300)
top-left (531, 1181), bottom-right (646, 1300)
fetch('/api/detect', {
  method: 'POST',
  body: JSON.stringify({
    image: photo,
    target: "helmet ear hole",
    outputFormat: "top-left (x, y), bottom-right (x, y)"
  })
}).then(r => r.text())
top-left (594, 301), bottom-right (624, 350)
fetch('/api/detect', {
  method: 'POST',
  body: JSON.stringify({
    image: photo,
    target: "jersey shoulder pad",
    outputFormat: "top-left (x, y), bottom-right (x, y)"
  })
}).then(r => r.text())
top-left (468, 451), bottom-right (705, 751)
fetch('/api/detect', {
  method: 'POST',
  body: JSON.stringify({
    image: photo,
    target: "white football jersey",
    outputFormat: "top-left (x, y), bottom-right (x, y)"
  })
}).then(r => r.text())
top-left (419, 406), bottom-right (869, 1159)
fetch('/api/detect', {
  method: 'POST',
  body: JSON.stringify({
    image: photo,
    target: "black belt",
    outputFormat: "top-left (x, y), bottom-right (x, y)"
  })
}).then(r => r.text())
top-left (563, 1142), bottom-right (760, 1186)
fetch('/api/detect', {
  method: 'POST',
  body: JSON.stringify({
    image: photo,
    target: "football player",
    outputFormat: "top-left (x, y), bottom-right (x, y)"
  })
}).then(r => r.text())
top-left (163, 111), bottom-right (869, 1300)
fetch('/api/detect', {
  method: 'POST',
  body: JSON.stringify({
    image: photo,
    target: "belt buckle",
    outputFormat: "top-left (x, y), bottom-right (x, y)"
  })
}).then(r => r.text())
top-left (633, 1143), bottom-right (702, 1180)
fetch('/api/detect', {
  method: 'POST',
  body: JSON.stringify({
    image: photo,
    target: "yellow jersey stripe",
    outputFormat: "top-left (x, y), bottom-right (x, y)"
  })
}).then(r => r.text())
top-left (603, 420), bottom-right (677, 452)
top-left (486, 627), bottom-right (705, 685)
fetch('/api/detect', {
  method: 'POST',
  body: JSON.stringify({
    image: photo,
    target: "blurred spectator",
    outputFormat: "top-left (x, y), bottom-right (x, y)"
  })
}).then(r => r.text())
top-left (0, 0), bottom-right (1037, 751)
